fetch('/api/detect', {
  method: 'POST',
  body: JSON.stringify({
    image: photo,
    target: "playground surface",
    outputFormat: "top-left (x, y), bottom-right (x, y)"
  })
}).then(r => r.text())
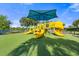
top-left (0, 33), bottom-right (79, 56)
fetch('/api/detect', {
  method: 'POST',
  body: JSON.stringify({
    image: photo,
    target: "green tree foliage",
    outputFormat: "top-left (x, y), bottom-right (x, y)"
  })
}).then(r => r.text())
top-left (0, 15), bottom-right (11, 30)
top-left (20, 17), bottom-right (38, 27)
top-left (72, 19), bottom-right (79, 28)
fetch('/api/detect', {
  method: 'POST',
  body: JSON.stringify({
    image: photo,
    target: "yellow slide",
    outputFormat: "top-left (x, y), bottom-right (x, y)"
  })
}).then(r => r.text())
top-left (54, 21), bottom-right (64, 37)
top-left (33, 28), bottom-right (45, 38)
top-left (48, 21), bottom-right (64, 37)
top-left (54, 29), bottom-right (64, 37)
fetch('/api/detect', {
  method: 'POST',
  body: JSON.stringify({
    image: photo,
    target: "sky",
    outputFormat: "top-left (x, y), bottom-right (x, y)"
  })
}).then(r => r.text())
top-left (0, 3), bottom-right (79, 27)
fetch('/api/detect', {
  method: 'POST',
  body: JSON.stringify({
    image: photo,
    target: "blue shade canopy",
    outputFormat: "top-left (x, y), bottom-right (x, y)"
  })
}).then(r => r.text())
top-left (27, 9), bottom-right (57, 20)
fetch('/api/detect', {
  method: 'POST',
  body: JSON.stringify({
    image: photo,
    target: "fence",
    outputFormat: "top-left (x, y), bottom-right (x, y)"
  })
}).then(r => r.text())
top-left (0, 30), bottom-right (10, 34)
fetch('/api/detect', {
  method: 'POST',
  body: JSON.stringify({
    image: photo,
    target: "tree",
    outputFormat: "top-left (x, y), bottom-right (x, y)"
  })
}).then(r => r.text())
top-left (20, 17), bottom-right (38, 28)
top-left (67, 25), bottom-right (73, 34)
top-left (72, 19), bottom-right (79, 35)
top-left (0, 15), bottom-right (11, 30)
top-left (72, 19), bottom-right (79, 28)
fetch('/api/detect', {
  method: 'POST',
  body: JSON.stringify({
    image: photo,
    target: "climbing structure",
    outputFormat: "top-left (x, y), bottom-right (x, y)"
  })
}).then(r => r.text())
top-left (24, 9), bottom-right (64, 38)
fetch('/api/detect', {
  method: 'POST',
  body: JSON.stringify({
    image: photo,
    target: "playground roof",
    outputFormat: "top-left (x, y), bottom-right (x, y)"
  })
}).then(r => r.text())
top-left (27, 9), bottom-right (57, 20)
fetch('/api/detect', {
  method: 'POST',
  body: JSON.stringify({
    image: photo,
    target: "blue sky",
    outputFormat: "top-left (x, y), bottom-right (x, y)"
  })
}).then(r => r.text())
top-left (0, 3), bottom-right (79, 27)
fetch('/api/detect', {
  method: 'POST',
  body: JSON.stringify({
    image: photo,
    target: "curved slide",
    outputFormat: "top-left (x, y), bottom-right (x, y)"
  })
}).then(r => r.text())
top-left (54, 29), bottom-right (64, 37)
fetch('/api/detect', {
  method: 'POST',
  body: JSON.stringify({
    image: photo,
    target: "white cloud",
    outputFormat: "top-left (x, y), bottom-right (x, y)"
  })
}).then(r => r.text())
top-left (69, 3), bottom-right (79, 12)
top-left (61, 3), bottom-right (79, 17)
top-left (70, 3), bottom-right (79, 8)
top-left (65, 24), bottom-right (71, 28)
top-left (10, 20), bottom-right (21, 27)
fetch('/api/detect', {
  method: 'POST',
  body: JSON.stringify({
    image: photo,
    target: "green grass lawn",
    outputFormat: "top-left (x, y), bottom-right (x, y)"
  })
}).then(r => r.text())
top-left (0, 33), bottom-right (79, 56)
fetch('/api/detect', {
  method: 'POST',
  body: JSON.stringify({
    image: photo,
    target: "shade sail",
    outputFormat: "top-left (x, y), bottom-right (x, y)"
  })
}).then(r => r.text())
top-left (27, 9), bottom-right (57, 20)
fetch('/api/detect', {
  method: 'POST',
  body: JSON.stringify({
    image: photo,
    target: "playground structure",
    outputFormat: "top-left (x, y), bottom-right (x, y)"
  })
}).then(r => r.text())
top-left (24, 9), bottom-right (64, 38)
top-left (24, 21), bottom-right (64, 38)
